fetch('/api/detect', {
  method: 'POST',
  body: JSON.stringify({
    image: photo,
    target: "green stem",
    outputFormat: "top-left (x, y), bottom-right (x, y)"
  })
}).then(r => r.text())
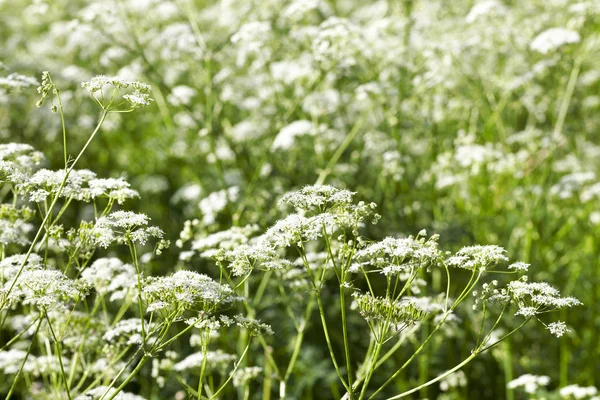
top-left (6, 316), bottom-right (43, 400)
top-left (43, 309), bottom-right (72, 400)
top-left (384, 353), bottom-right (478, 400)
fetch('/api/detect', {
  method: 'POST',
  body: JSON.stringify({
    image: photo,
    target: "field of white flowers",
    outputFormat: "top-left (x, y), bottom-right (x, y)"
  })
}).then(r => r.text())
top-left (1, 1), bottom-right (599, 399)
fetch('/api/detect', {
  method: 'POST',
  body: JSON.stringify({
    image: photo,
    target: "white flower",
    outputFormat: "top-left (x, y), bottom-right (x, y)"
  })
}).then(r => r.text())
top-left (143, 270), bottom-right (238, 313)
top-left (80, 258), bottom-right (137, 301)
top-left (465, 1), bottom-right (506, 24)
top-left (173, 351), bottom-right (236, 372)
top-left (279, 185), bottom-right (355, 209)
top-left (530, 28), bottom-right (581, 54)
top-left (560, 384), bottom-right (598, 399)
top-left (508, 262), bottom-right (530, 272)
top-left (233, 366), bottom-right (263, 387)
top-left (547, 321), bottom-right (571, 338)
top-left (446, 245), bottom-right (508, 271)
top-left (271, 120), bottom-right (315, 151)
top-left (507, 374), bottom-right (551, 394)
top-left (103, 318), bottom-right (148, 345)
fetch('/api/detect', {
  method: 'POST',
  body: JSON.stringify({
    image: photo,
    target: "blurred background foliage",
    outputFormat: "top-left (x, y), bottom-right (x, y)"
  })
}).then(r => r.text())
top-left (1, 0), bottom-right (599, 398)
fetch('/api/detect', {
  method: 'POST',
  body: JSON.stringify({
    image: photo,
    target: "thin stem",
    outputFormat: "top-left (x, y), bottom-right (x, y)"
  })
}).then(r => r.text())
top-left (43, 309), bottom-right (72, 400)
top-left (210, 339), bottom-right (252, 399)
top-left (197, 329), bottom-right (210, 400)
top-left (6, 316), bottom-right (43, 400)
top-left (385, 353), bottom-right (479, 400)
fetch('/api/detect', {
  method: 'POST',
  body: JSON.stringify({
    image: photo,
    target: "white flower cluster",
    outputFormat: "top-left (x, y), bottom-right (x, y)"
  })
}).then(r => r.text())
top-left (143, 271), bottom-right (238, 314)
top-left (173, 350), bottom-right (237, 372)
top-left (102, 318), bottom-right (148, 345)
top-left (16, 168), bottom-right (139, 204)
top-left (81, 75), bottom-right (153, 109)
top-left (559, 384), bottom-right (599, 399)
top-left (190, 225), bottom-right (258, 258)
top-left (0, 73), bottom-right (38, 92)
top-left (0, 143), bottom-right (44, 175)
top-left (546, 321), bottom-right (571, 338)
top-left (80, 258), bottom-right (137, 301)
top-left (0, 350), bottom-right (70, 377)
top-left (233, 366), bottom-right (263, 388)
top-left (5, 268), bottom-right (81, 309)
top-left (215, 244), bottom-right (284, 276)
top-left (507, 374), bottom-right (551, 394)
top-left (446, 245), bottom-right (508, 271)
top-left (279, 185), bottom-right (355, 210)
top-left (439, 370), bottom-right (467, 392)
top-left (354, 234), bottom-right (440, 274)
top-left (92, 211), bottom-right (165, 247)
top-left (530, 27), bottom-right (581, 54)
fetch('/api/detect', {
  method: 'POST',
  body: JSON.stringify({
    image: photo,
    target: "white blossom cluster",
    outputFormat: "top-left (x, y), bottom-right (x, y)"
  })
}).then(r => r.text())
top-left (559, 384), bottom-right (599, 399)
top-left (353, 234), bottom-right (441, 274)
top-left (279, 185), bottom-right (355, 210)
top-left (81, 75), bottom-right (153, 110)
top-left (507, 373), bottom-right (551, 394)
top-left (143, 270), bottom-right (238, 314)
top-left (173, 350), bottom-right (237, 372)
top-left (80, 258), bottom-right (137, 301)
top-left (4, 268), bottom-right (81, 309)
top-left (92, 211), bottom-right (165, 247)
top-left (233, 366), bottom-right (263, 388)
top-left (102, 318), bottom-right (149, 345)
top-left (530, 27), bottom-right (581, 54)
top-left (446, 245), bottom-right (508, 271)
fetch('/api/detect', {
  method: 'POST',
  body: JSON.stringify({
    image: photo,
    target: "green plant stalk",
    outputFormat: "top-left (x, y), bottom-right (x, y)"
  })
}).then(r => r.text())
top-left (315, 112), bottom-right (369, 186)
top-left (385, 352), bottom-right (479, 400)
top-left (197, 329), bottom-right (210, 400)
top-left (128, 241), bottom-right (147, 348)
top-left (104, 354), bottom-right (149, 400)
top-left (369, 269), bottom-right (483, 399)
top-left (43, 309), bottom-right (72, 400)
top-left (504, 339), bottom-right (514, 400)
top-left (74, 345), bottom-right (132, 394)
top-left (210, 339), bottom-right (252, 399)
top-left (298, 244), bottom-right (350, 393)
top-left (6, 316), bottom-right (43, 400)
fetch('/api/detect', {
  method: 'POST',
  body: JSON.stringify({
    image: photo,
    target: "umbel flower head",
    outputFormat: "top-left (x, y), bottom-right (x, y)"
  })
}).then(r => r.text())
top-left (81, 75), bottom-right (153, 111)
top-left (143, 270), bottom-right (239, 315)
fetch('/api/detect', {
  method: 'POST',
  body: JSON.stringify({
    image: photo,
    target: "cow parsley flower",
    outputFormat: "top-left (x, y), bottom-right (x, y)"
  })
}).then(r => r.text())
top-left (271, 120), bottom-right (315, 151)
top-left (559, 384), bottom-right (599, 399)
top-left (81, 75), bottom-right (153, 110)
top-left (546, 321), bottom-right (571, 338)
top-left (507, 374), bottom-right (551, 394)
top-left (5, 269), bottom-right (81, 309)
top-left (530, 28), bottom-right (581, 54)
top-left (92, 211), bottom-right (165, 247)
top-left (173, 351), bottom-right (237, 372)
top-left (355, 235), bottom-right (440, 273)
top-left (103, 318), bottom-right (149, 345)
top-left (80, 258), bottom-right (137, 301)
top-left (233, 366), bottom-right (263, 387)
top-left (143, 271), bottom-right (238, 314)
top-left (508, 262), bottom-right (530, 272)
top-left (446, 245), bottom-right (508, 271)
top-left (279, 185), bottom-right (355, 210)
